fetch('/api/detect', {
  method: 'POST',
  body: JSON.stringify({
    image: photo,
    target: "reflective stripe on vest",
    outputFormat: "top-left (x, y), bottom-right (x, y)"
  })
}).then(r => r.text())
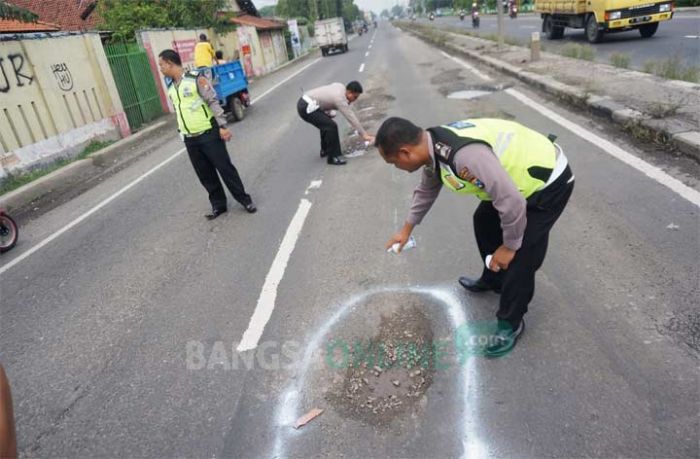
top-left (429, 119), bottom-right (557, 200)
top-left (167, 75), bottom-right (213, 135)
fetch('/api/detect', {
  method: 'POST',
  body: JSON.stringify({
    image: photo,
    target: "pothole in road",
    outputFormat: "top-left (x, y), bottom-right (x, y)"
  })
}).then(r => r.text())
top-left (324, 293), bottom-right (441, 427)
top-left (342, 76), bottom-right (394, 157)
top-left (430, 68), bottom-right (463, 84)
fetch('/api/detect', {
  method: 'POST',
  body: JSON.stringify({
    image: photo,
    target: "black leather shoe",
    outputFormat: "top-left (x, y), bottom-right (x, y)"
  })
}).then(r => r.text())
top-left (244, 203), bottom-right (257, 214)
top-left (320, 149), bottom-right (327, 158)
top-left (458, 276), bottom-right (501, 293)
top-left (205, 208), bottom-right (227, 220)
top-left (483, 320), bottom-right (525, 358)
top-left (327, 156), bottom-right (347, 166)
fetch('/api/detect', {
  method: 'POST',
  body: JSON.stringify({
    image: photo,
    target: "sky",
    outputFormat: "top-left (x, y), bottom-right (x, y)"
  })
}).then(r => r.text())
top-left (253, 0), bottom-right (409, 15)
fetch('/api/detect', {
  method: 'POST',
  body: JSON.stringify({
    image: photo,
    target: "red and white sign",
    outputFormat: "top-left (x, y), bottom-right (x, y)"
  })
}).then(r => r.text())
top-left (172, 39), bottom-right (197, 64)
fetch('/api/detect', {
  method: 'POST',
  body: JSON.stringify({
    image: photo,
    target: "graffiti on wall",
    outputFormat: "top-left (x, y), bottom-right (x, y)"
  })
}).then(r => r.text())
top-left (51, 62), bottom-right (74, 91)
top-left (0, 52), bottom-right (34, 93)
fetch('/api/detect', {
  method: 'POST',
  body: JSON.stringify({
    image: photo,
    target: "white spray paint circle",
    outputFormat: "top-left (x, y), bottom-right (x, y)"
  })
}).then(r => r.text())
top-left (271, 284), bottom-right (488, 458)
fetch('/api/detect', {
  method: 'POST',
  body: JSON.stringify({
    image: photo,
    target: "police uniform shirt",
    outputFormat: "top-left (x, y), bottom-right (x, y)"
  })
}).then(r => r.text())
top-left (172, 73), bottom-right (228, 129)
top-left (406, 132), bottom-right (527, 251)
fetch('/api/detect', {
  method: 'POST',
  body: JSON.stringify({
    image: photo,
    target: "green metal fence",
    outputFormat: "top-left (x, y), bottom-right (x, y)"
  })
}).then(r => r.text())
top-left (104, 43), bottom-right (163, 131)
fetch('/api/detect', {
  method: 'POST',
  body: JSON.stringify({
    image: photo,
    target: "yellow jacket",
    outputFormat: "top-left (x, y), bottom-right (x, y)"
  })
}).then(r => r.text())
top-left (194, 41), bottom-right (216, 67)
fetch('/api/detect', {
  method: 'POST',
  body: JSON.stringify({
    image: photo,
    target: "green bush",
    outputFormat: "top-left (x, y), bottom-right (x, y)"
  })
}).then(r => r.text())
top-left (561, 43), bottom-right (595, 61)
top-left (643, 57), bottom-right (700, 83)
top-left (610, 53), bottom-right (631, 68)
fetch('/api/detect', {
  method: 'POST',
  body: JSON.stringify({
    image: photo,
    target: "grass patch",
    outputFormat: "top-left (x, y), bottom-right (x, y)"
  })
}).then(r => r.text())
top-left (622, 120), bottom-right (670, 146)
top-left (642, 57), bottom-right (699, 83)
top-left (561, 43), bottom-right (596, 61)
top-left (645, 99), bottom-right (684, 119)
top-left (0, 140), bottom-right (114, 196)
top-left (609, 53), bottom-right (631, 69)
top-left (503, 36), bottom-right (523, 46)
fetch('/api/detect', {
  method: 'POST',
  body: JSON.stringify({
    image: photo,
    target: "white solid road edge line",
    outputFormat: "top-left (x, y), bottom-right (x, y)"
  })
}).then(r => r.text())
top-left (440, 50), bottom-right (492, 82)
top-left (359, 63), bottom-right (365, 73)
top-left (0, 148), bottom-right (186, 276)
top-left (251, 58), bottom-right (322, 105)
top-left (440, 49), bottom-right (699, 206)
top-left (506, 88), bottom-right (700, 207)
top-left (237, 197), bottom-right (313, 352)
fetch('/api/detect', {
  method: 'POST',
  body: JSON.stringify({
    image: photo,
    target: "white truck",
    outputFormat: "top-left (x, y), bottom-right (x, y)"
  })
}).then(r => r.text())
top-left (314, 17), bottom-right (348, 56)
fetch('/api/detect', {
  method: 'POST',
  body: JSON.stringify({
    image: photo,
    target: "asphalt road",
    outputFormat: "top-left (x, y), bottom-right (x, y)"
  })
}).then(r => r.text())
top-left (1, 24), bottom-right (699, 458)
top-left (422, 10), bottom-right (700, 70)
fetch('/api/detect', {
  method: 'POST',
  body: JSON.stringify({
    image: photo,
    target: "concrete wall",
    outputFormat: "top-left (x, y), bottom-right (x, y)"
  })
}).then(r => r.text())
top-left (259, 31), bottom-right (276, 74)
top-left (236, 25), bottom-right (265, 77)
top-left (271, 30), bottom-right (290, 67)
top-left (138, 28), bottom-right (212, 113)
top-left (139, 25), bottom-right (291, 115)
top-left (216, 30), bottom-right (241, 62)
top-left (140, 27), bottom-right (257, 112)
top-left (0, 33), bottom-right (128, 180)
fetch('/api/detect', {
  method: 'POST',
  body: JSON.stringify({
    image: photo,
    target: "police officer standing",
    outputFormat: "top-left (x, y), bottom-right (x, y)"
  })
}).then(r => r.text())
top-left (158, 49), bottom-right (256, 220)
top-left (376, 117), bottom-right (574, 357)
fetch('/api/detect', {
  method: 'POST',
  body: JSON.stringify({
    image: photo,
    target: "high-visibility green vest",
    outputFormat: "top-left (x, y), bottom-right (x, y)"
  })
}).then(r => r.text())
top-left (428, 119), bottom-right (556, 200)
top-left (167, 72), bottom-right (214, 135)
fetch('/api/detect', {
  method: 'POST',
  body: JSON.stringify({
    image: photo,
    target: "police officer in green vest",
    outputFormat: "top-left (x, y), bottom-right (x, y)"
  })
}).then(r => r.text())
top-left (158, 49), bottom-right (256, 220)
top-left (377, 117), bottom-right (574, 357)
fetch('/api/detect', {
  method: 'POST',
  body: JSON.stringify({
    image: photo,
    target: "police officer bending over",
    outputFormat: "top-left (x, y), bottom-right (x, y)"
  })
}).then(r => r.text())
top-left (377, 117), bottom-right (574, 357)
top-left (158, 49), bottom-right (256, 220)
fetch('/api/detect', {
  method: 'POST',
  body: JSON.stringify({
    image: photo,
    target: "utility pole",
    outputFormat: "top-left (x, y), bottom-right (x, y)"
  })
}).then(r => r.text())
top-left (496, 0), bottom-right (504, 48)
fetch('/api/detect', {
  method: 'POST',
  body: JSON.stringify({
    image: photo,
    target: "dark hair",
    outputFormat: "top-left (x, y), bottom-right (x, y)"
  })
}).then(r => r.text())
top-left (215, 50), bottom-right (224, 59)
top-left (158, 49), bottom-right (182, 66)
top-left (375, 117), bottom-right (423, 156)
top-left (346, 81), bottom-right (363, 94)
top-left (199, 33), bottom-right (208, 41)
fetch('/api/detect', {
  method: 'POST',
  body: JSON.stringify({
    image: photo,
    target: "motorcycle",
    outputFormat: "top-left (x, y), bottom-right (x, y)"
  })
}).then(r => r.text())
top-left (472, 11), bottom-right (480, 28)
top-left (429, 13), bottom-right (435, 21)
top-left (509, 4), bottom-right (518, 18)
top-left (459, 11), bottom-right (466, 21)
top-left (0, 210), bottom-right (18, 253)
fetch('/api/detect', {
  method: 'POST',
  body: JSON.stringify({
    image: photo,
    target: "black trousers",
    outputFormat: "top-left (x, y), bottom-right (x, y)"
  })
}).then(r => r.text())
top-left (184, 128), bottom-right (251, 211)
top-left (297, 98), bottom-right (342, 161)
top-left (474, 166), bottom-right (574, 328)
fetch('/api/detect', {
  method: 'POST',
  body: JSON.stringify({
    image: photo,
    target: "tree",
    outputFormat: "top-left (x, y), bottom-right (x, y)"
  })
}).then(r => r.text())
top-left (258, 5), bottom-right (277, 17)
top-left (0, 1), bottom-right (38, 21)
top-left (409, 0), bottom-right (424, 15)
top-left (275, 0), bottom-right (361, 22)
top-left (341, 0), bottom-right (361, 22)
top-left (99, 0), bottom-right (228, 42)
top-left (390, 4), bottom-right (404, 17)
top-left (380, 9), bottom-right (390, 18)
top-left (453, 0), bottom-right (473, 9)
